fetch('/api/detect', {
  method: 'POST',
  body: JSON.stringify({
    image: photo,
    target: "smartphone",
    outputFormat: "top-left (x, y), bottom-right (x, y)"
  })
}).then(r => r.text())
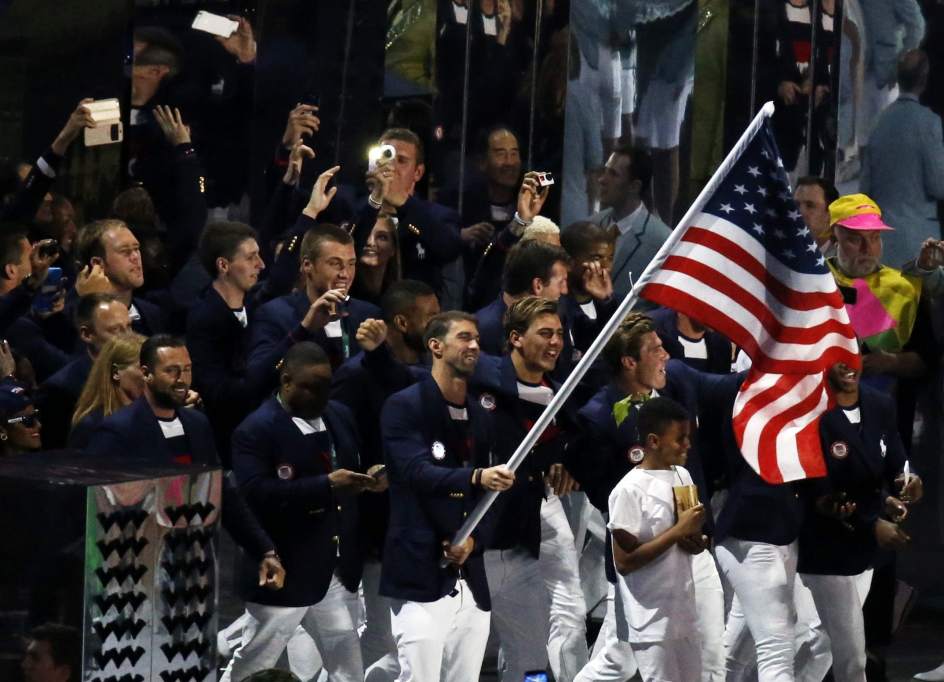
top-left (524, 672), bottom-right (549, 682)
top-left (84, 99), bottom-right (123, 147)
top-left (33, 267), bottom-right (64, 313)
top-left (371, 465), bottom-right (387, 481)
top-left (192, 10), bottom-right (239, 38)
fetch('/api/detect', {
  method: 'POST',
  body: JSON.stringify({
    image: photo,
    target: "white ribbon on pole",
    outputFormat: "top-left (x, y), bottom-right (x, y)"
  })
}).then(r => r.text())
top-left (444, 102), bottom-right (778, 556)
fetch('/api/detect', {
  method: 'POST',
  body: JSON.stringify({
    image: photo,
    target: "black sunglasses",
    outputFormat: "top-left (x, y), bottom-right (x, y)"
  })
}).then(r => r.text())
top-left (6, 410), bottom-right (40, 427)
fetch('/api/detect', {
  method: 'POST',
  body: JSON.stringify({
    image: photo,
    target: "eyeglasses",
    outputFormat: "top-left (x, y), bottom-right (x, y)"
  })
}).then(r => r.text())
top-left (6, 410), bottom-right (40, 427)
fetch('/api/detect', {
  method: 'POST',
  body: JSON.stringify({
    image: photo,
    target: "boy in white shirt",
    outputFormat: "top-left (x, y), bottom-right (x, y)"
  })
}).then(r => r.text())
top-left (608, 396), bottom-right (709, 681)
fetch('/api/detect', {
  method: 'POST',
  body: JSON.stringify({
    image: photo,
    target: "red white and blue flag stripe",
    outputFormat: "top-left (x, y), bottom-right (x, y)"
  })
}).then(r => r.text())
top-left (642, 119), bottom-right (860, 483)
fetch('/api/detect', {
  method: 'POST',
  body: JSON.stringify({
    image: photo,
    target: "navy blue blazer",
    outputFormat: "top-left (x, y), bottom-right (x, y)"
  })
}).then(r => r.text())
top-left (649, 306), bottom-right (732, 375)
top-left (330, 349), bottom-right (419, 558)
top-left (84, 396), bottom-right (219, 468)
top-left (131, 295), bottom-right (165, 337)
top-left (39, 354), bottom-right (94, 450)
top-left (474, 296), bottom-right (508, 356)
top-left (354, 196), bottom-right (462, 296)
top-left (232, 397), bottom-right (364, 607)
top-left (247, 289), bottom-right (380, 383)
top-left (798, 385), bottom-right (907, 576)
top-left (380, 376), bottom-right (496, 609)
top-left (187, 286), bottom-right (269, 464)
top-left (701, 370), bottom-right (805, 547)
top-left (569, 360), bottom-right (716, 521)
top-left (470, 354), bottom-right (569, 556)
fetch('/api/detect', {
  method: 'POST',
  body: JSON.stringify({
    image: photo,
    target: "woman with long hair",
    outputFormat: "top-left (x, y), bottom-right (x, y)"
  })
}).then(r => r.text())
top-left (69, 333), bottom-right (146, 448)
top-left (350, 214), bottom-right (401, 305)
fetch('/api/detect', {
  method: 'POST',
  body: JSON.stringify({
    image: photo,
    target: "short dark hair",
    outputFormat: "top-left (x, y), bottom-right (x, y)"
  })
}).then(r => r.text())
top-left (898, 49), bottom-right (929, 93)
top-left (477, 123), bottom-right (520, 157)
top-left (134, 26), bottom-right (183, 77)
top-left (75, 218), bottom-right (127, 266)
top-left (638, 396), bottom-right (690, 444)
top-left (380, 279), bottom-right (436, 325)
top-left (502, 240), bottom-right (571, 297)
top-left (503, 296), bottom-right (559, 341)
top-left (281, 341), bottom-right (330, 378)
top-left (796, 176), bottom-right (839, 206)
top-left (300, 224), bottom-right (354, 262)
top-left (74, 293), bottom-right (121, 331)
top-left (111, 187), bottom-right (157, 234)
top-left (140, 334), bottom-right (186, 369)
top-left (611, 144), bottom-right (653, 196)
top-left (0, 231), bottom-right (27, 278)
top-left (560, 221), bottom-right (613, 260)
top-left (198, 221), bottom-right (258, 277)
top-left (603, 313), bottom-right (655, 372)
top-left (27, 623), bottom-right (80, 682)
top-left (380, 127), bottom-right (425, 165)
top-left (423, 311), bottom-right (476, 348)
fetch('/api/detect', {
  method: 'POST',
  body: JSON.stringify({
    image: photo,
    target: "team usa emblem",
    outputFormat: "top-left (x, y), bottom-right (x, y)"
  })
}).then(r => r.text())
top-left (830, 441), bottom-right (849, 460)
top-left (628, 446), bottom-right (645, 464)
top-left (432, 441), bottom-right (446, 460)
top-left (277, 464), bottom-right (295, 480)
top-left (480, 393), bottom-right (496, 411)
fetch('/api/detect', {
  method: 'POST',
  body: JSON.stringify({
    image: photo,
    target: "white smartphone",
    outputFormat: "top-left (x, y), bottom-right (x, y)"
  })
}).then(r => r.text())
top-left (83, 99), bottom-right (123, 147)
top-left (192, 10), bottom-right (238, 38)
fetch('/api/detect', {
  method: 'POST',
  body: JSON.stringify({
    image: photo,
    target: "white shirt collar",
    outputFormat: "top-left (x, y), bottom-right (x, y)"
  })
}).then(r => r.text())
top-left (614, 204), bottom-right (645, 236)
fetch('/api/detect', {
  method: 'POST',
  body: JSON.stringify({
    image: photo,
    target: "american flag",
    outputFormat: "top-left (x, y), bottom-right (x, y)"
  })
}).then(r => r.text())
top-left (641, 118), bottom-right (860, 483)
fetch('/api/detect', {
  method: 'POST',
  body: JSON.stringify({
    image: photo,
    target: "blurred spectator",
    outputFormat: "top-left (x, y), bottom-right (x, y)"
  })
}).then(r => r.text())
top-left (861, 49), bottom-right (944, 268)
top-left (589, 145), bottom-right (670, 302)
top-left (20, 623), bottom-right (80, 682)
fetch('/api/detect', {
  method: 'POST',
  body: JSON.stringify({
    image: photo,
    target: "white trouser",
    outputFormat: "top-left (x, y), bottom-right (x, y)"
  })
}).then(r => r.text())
top-left (574, 583), bottom-right (637, 682)
top-left (561, 492), bottom-right (608, 619)
top-left (217, 612), bottom-right (323, 680)
top-left (220, 574), bottom-right (363, 682)
top-left (485, 548), bottom-right (551, 680)
top-left (540, 493), bottom-right (590, 681)
top-left (693, 549), bottom-right (725, 681)
top-left (632, 636), bottom-right (701, 682)
top-left (362, 560), bottom-right (400, 682)
top-left (716, 539), bottom-right (798, 682)
top-left (800, 569), bottom-right (874, 682)
top-left (390, 578), bottom-right (490, 682)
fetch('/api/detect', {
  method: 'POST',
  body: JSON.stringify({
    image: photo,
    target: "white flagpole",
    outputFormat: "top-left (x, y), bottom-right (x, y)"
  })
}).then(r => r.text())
top-left (443, 102), bottom-right (778, 557)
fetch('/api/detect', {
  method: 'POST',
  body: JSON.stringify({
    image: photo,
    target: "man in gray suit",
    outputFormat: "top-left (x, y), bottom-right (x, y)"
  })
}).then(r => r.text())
top-left (861, 49), bottom-right (944, 268)
top-left (588, 145), bottom-right (671, 302)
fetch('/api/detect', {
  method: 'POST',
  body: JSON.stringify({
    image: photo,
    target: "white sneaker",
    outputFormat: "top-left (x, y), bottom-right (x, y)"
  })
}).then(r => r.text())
top-left (915, 661), bottom-right (944, 681)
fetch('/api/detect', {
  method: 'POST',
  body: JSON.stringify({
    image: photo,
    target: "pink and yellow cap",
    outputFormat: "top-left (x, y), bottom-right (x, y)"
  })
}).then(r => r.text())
top-left (828, 193), bottom-right (894, 231)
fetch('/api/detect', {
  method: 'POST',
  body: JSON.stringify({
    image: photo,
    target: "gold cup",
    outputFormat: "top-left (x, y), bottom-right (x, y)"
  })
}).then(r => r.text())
top-left (673, 484), bottom-right (700, 514)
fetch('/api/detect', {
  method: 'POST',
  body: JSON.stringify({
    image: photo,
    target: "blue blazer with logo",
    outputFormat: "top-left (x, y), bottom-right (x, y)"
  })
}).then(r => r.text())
top-left (798, 385), bottom-right (907, 576)
top-left (470, 354), bottom-right (570, 556)
top-left (380, 376), bottom-right (496, 609)
top-left (232, 397), bottom-right (363, 607)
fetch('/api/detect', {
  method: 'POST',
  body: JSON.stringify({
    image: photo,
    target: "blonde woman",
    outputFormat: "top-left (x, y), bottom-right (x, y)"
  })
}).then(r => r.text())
top-left (69, 334), bottom-right (146, 449)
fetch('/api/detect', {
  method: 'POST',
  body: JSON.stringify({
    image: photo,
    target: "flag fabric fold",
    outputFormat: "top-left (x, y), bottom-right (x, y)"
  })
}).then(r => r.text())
top-left (641, 118), bottom-right (860, 483)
